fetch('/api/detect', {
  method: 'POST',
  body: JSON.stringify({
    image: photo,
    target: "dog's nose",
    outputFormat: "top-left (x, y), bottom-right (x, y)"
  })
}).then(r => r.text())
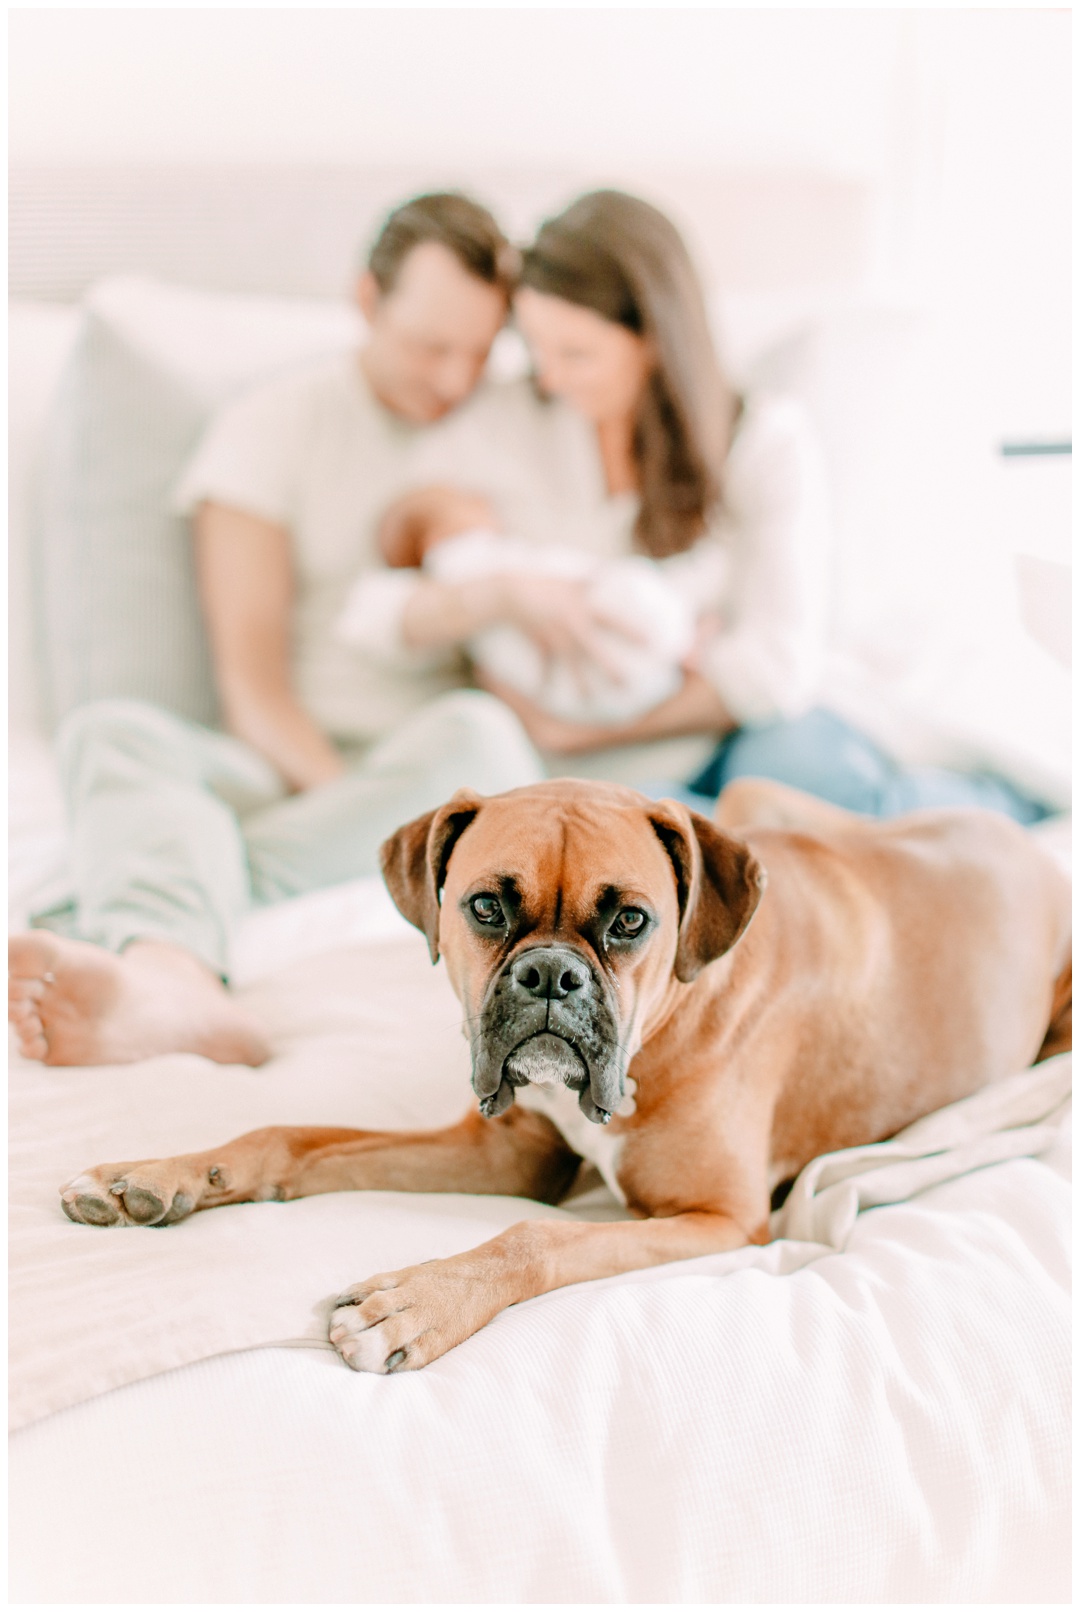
top-left (510, 948), bottom-right (589, 1002)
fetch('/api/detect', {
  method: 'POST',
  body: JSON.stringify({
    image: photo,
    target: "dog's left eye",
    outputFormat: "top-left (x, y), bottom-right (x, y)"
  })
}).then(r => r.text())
top-left (469, 894), bottom-right (505, 926)
top-left (610, 907), bottom-right (648, 938)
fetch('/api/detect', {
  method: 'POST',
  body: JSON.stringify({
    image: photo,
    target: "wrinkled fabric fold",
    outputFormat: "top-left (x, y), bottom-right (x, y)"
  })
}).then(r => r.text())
top-left (774, 1056), bottom-right (1071, 1247)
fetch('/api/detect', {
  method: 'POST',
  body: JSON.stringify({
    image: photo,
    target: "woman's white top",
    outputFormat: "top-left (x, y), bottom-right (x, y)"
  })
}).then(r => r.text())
top-left (663, 395), bottom-right (833, 724)
top-left (369, 380), bottom-right (834, 728)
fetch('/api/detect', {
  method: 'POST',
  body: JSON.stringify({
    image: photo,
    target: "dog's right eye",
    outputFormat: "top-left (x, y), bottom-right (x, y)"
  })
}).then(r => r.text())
top-left (610, 906), bottom-right (649, 939)
top-left (469, 894), bottom-right (505, 927)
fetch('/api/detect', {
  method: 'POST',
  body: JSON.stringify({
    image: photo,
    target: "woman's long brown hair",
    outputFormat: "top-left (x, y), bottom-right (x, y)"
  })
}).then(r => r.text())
top-left (520, 189), bottom-right (736, 559)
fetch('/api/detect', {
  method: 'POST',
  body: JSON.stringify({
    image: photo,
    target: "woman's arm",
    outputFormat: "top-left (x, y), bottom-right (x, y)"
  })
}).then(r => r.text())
top-left (194, 501), bottom-right (345, 791)
top-left (477, 667), bottom-right (733, 756)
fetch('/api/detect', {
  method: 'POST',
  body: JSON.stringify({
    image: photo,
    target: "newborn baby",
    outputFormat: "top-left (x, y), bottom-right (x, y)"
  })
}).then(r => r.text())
top-left (338, 487), bottom-right (695, 725)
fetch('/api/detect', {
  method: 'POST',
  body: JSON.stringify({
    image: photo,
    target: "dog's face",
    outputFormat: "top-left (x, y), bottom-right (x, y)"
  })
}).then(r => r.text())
top-left (381, 780), bottom-right (765, 1125)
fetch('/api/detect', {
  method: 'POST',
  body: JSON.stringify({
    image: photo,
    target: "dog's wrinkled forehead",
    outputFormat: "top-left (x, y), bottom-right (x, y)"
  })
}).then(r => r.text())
top-left (442, 787), bottom-right (682, 927)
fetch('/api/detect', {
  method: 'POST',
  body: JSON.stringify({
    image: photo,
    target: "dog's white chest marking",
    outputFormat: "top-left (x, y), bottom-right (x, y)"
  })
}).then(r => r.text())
top-left (515, 1081), bottom-right (633, 1205)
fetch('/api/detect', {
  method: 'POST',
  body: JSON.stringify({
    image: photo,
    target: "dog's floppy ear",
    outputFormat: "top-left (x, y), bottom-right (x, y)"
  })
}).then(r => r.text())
top-left (379, 789), bottom-right (484, 962)
top-left (648, 799), bottom-right (766, 982)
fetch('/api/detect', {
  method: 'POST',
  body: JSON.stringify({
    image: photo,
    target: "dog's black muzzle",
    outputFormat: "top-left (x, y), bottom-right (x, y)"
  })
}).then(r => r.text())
top-left (470, 944), bottom-right (625, 1125)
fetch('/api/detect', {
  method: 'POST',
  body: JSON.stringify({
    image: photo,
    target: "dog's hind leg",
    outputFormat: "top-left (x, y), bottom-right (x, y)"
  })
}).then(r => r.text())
top-left (713, 777), bottom-right (865, 835)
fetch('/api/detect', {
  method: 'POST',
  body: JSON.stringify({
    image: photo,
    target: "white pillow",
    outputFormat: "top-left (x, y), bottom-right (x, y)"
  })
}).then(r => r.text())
top-left (34, 277), bottom-right (362, 730)
top-left (9, 302), bottom-right (82, 732)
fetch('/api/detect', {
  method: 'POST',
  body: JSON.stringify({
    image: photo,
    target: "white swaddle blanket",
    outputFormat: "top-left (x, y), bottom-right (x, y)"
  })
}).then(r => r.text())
top-left (339, 529), bottom-right (696, 724)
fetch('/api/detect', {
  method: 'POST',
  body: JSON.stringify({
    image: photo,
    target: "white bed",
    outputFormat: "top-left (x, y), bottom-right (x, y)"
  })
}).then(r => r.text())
top-left (8, 165), bottom-right (1072, 1603)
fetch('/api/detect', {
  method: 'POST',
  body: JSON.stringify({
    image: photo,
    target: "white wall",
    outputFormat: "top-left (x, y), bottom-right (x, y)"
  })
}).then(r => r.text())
top-left (893, 10), bottom-right (1071, 441)
top-left (10, 7), bottom-right (1069, 441)
top-left (9, 9), bottom-right (904, 173)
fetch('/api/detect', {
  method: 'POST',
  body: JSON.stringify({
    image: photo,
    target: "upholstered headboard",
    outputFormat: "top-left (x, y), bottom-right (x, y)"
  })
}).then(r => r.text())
top-left (10, 163), bottom-right (874, 303)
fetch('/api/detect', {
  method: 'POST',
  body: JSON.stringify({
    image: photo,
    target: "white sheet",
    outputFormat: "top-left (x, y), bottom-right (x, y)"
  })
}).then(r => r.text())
top-left (10, 1131), bottom-right (1071, 1603)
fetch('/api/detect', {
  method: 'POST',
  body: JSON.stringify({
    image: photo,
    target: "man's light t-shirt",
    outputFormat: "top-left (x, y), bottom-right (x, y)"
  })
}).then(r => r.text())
top-left (173, 353), bottom-right (471, 744)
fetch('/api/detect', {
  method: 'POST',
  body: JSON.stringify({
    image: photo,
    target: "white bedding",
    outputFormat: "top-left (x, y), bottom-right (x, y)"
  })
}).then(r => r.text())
top-left (7, 736), bottom-right (1073, 1602)
top-left (10, 1138), bottom-right (1072, 1602)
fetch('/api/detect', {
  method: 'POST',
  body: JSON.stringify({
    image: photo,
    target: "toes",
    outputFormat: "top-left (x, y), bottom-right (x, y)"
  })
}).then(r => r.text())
top-left (333, 1286), bottom-right (397, 1321)
top-left (331, 1319), bottom-right (403, 1375)
top-left (113, 1179), bottom-right (197, 1227)
top-left (328, 1300), bottom-right (371, 1343)
top-left (334, 1284), bottom-right (368, 1307)
top-left (334, 1274), bottom-right (399, 1308)
top-left (60, 1172), bottom-right (126, 1226)
top-left (8, 976), bottom-right (46, 1007)
top-left (9, 971), bottom-right (53, 1059)
top-left (122, 1186), bottom-right (167, 1225)
top-left (157, 1191), bottom-right (196, 1226)
top-left (58, 1167), bottom-right (198, 1228)
top-left (328, 1287), bottom-right (423, 1374)
top-left (64, 1191), bottom-right (121, 1227)
top-left (13, 1014), bottom-right (48, 1059)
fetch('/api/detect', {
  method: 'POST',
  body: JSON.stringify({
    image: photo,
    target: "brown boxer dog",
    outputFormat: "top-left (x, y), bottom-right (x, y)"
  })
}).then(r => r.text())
top-left (60, 778), bottom-right (1071, 1375)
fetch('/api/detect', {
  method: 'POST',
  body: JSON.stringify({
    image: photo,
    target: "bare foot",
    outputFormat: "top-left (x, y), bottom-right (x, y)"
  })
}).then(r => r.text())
top-left (8, 933), bottom-right (270, 1067)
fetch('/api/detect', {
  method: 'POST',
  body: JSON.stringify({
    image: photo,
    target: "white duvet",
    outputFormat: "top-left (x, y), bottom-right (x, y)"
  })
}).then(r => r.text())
top-left (7, 734), bottom-right (1072, 1603)
top-left (10, 1113), bottom-right (1072, 1603)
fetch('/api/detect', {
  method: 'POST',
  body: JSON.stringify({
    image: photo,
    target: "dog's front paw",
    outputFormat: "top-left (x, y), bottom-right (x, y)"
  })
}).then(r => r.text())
top-left (328, 1257), bottom-right (504, 1374)
top-left (60, 1158), bottom-right (204, 1227)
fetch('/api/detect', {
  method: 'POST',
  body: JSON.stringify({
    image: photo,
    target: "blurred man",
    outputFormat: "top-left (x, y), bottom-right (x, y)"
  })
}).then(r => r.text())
top-left (9, 193), bottom-right (542, 1068)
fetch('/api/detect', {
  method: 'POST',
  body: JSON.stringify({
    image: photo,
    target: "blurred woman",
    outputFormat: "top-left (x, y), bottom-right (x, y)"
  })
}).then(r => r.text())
top-left (396, 189), bottom-right (1047, 821)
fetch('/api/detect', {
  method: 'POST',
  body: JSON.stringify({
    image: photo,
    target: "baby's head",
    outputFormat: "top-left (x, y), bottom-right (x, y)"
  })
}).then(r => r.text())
top-left (377, 486), bottom-right (498, 569)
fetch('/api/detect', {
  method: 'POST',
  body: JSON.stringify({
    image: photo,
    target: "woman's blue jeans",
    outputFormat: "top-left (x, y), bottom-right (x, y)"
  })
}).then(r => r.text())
top-left (667, 708), bottom-right (1050, 825)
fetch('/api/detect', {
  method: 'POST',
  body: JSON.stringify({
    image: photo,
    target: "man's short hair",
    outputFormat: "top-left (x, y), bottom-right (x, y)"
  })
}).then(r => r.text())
top-left (367, 192), bottom-right (518, 297)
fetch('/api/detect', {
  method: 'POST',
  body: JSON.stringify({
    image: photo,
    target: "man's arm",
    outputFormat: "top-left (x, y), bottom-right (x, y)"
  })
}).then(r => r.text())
top-left (194, 502), bottom-right (345, 791)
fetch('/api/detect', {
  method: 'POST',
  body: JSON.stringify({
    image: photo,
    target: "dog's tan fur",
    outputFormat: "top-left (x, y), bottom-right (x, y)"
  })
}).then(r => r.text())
top-left (61, 778), bottom-right (1071, 1374)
